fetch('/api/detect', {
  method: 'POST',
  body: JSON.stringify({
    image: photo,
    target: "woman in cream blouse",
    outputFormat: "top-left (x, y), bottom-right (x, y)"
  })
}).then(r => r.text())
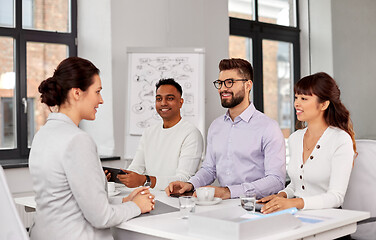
top-left (29, 57), bottom-right (154, 240)
top-left (259, 72), bottom-right (356, 213)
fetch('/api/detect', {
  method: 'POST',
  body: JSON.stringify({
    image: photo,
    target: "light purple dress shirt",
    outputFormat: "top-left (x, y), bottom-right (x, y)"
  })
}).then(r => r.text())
top-left (189, 103), bottom-right (286, 198)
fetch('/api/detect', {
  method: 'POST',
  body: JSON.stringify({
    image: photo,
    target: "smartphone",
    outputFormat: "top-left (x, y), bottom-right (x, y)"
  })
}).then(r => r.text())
top-left (170, 191), bottom-right (194, 198)
top-left (117, 170), bottom-right (128, 175)
top-left (103, 167), bottom-right (127, 183)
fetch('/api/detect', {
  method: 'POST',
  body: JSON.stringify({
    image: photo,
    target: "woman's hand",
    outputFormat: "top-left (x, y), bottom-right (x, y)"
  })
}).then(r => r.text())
top-left (132, 191), bottom-right (155, 213)
top-left (261, 197), bottom-right (304, 214)
top-left (122, 187), bottom-right (155, 213)
top-left (257, 192), bottom-right (287, 204)
top-left (122, 186), bottom-right (150, 202)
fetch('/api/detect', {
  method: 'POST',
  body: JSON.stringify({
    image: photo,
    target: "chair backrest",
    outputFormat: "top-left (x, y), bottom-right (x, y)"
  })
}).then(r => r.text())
top-left (343, 139), bottom-right (376, 240)
top-left (0, 166), bottom-right (29, 240)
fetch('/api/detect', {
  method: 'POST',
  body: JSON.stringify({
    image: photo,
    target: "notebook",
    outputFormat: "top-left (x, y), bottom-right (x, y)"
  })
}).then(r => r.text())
top-left (139, 200), bottom-right (179, 217)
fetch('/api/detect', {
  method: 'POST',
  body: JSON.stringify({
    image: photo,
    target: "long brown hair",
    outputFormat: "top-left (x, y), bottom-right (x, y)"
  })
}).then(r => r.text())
top-left (295, 72), bottom-right (356, 153)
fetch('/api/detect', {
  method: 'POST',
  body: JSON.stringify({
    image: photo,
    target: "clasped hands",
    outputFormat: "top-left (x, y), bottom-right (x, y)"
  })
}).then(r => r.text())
top-left (164, 181), bottom-right (231, 200)
top-left (122, 186), bottom-right (155, 213)
top-left (104, 169), bottom-right (154, 213)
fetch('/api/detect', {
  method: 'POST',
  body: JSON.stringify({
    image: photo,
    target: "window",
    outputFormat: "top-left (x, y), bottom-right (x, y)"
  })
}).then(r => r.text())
top-left (229, 0), bottom-right (300, 139)
top-left (0, 0), bottom-right (77, 160)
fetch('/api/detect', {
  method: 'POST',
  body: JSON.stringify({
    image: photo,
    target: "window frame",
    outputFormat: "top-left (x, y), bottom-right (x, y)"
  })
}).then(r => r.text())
top-left (0, 0), bottom-right (77, 160)
top-left (229, 0), bottom-right (300, 115)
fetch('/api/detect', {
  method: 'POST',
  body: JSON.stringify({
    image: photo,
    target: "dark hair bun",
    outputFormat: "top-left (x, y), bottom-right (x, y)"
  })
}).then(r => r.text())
top-left (38, 57), bottom-right (99, 107)
top-left (38, 77), bottom-right (62, 106)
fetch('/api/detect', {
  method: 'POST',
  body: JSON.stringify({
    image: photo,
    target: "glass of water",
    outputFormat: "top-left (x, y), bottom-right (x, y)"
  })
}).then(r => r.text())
top-left (240, 192), bottom-right (256, 213)
top-left (179, 196), bottom-right (195, 219)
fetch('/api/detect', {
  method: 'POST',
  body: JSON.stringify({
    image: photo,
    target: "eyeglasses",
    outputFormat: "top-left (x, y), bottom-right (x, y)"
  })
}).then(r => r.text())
top-left (213, 78), bottom-right (248, 89)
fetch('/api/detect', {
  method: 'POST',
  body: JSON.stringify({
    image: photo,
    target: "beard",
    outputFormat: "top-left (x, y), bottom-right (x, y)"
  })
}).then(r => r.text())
top-left (220, 90), bottom-right (245, 108)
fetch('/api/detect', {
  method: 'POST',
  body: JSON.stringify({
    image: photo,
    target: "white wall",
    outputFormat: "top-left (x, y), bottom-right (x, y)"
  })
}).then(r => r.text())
top-left (331, 0), bottom-right (376, 140)
top-left (78, 0), bottom-right (115, 156)
top-left (299, 0), bottom-right (310, 77)
top-left (308, 0), bottom-right (334, 76)
top-left (111, 0), bottom-right (229, 159)
top-left (307, 0), bottom-right (376, 140)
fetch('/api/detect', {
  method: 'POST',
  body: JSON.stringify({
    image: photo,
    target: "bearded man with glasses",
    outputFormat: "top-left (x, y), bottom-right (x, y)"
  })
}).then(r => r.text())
top-left (166, 58), bottom-right (286, 200)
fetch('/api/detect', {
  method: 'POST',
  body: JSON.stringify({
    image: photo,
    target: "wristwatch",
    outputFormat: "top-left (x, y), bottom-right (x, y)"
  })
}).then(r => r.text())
top-left (144, 175), bottom-right (151, 187)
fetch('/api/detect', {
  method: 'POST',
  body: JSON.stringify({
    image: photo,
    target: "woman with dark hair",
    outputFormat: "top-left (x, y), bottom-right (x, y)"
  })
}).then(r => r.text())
top-left (259, 72), bottom-right (355, 213)
top-left (29, 57), bottom-right (154, 240)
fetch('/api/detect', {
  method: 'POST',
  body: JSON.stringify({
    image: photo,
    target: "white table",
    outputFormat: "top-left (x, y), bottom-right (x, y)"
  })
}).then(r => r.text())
top-left (14, 186), bottom-right (370, 240)
top-left (112, 187), bottom-right (370, 240)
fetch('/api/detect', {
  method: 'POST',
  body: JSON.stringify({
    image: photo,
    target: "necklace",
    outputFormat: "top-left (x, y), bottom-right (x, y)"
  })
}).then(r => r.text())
top-left (304, 139), bottom-right (317, 151)
top-left (303, 129), bottom-right (324, 151)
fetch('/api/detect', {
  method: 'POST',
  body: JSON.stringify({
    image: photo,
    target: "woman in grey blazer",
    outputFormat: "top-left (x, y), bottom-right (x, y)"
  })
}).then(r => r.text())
top-left (29, 57), bottom-right (154, 240)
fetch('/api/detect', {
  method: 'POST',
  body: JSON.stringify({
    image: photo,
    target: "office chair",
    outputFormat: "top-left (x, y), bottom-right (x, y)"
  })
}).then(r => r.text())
top-left (343, 139), bottom-right (376, 240)
top-left (0, 166), bottom-right (29, 240)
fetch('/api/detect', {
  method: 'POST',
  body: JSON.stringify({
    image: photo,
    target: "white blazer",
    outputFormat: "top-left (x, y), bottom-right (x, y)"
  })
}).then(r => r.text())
top-left (29, 113), bottom-right (140, 240)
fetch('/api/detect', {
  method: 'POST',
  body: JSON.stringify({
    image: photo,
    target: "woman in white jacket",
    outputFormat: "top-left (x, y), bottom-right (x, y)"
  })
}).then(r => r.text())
top-left (259, 72), bottom-right (356, 213)
top-left (29, 57), bottom-right (154, 240)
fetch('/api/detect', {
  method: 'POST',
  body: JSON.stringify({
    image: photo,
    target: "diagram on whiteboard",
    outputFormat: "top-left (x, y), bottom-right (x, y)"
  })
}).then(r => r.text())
top-left (128, 52), bottom-right (201, 135)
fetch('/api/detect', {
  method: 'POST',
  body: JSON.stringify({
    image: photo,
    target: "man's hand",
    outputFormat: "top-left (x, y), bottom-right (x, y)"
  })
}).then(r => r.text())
top-left (117, 169), bottom-right (146, 188)
top-left (165, 181), bottom-right (193, 196)
top-left (213, 186), bottom-right (231, 199)
top-left (104, 170), bottom-right (111, 181)
top-left (193, 186), bottom-right (231, 200)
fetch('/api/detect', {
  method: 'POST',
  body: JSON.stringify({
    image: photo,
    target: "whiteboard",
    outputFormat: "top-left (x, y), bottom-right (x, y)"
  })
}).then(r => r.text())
top-left (124, 48), bottom-right (205, 159)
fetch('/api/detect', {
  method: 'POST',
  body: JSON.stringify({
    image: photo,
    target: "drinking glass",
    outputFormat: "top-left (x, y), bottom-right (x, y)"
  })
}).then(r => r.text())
top-left (179, 196), bottom-right (195, 219)
top-left (240, 192), bottom-right (256, 213)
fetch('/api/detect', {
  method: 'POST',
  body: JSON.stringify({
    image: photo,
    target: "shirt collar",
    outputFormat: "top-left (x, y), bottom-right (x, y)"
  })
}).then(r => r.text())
top-left (223, 102), bottom-right (256, 123)
top-left (47, 112), bottom-right (78, 127)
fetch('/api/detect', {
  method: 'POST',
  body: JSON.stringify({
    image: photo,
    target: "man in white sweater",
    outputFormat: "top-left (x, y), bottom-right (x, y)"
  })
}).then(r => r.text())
top-left (118, 79), bottom-right (204, 190)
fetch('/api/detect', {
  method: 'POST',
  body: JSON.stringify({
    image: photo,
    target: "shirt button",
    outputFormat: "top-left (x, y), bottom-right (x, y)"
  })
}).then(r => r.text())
top-left (316, 145), bottom-right (320, 149)
top-left (232, 124), bottom-right (235, 127)
top-left (300, 164), bottom-right (303, 169)
top-left (310, 156), bottom-right (314, 160)
top-left (302, 185), bottom-right (305, 190)
top-left (300, 175), bottom-right (302, 179)
top-left (226, 171), bottom-right (230, 175)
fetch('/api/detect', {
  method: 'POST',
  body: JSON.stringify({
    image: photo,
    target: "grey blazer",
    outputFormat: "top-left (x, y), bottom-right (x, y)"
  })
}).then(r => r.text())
top-left (29, 113), bottom-right (140, 240)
